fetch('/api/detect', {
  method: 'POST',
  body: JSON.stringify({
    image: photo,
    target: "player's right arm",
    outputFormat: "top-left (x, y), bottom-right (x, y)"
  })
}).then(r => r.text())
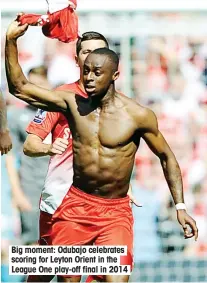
top-left (0, 90), bottom-right (12, 154)
top-left (5, 20), bottom-right (71, 112)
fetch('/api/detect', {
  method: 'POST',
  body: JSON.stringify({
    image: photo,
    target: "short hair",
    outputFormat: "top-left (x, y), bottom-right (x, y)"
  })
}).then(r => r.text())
top-left (28, 66), bottom-right (48, 78)
top-left (76, 31), bottom-right (109, 55)
top-left (90, 48), bottom-right (119, 72)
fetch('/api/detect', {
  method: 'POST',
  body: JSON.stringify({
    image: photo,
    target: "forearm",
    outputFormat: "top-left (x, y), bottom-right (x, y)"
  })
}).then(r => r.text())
top-left (0, 90), bottom-right (9, 132)
top-left (160, 154), bottom-right (184, 204)
top-left (23, 135), bottom-right (51, 157)
top-left (5, 38), bottom-right (28, 95)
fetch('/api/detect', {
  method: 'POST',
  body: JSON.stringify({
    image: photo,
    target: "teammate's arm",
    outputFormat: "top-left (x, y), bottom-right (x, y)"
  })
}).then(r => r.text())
top-left (5, 20), bottom-right (70, 112)
top-left (23, 134), bottom-right (51, 157)
top-left (137, 108), bottom-right (198, 240)
top-left (0, 90), bottom-right (12, 154)
top-left (24, 134), bottom-right (68, 157)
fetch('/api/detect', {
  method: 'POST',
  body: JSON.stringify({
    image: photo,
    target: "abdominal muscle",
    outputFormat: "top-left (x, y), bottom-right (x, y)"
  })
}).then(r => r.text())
top-left (72, 142), bottom-right (137, 198)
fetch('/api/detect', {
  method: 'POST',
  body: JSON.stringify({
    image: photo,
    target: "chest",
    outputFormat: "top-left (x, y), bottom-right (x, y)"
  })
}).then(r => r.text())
top-left (72, 109), bottom-right (136, 148)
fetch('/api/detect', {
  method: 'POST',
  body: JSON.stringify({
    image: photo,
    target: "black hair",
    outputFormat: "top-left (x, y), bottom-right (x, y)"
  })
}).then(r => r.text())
top-left (76, 31), bottom-right (109, 55)
top-left (90, 48), bottom-right (119, 72)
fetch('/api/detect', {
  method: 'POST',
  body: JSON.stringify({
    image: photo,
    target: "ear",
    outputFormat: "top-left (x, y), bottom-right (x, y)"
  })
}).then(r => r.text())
top-left (75, 55), bottom-right (79, 67)
top-left (112, 71), bottom-right (120, 81)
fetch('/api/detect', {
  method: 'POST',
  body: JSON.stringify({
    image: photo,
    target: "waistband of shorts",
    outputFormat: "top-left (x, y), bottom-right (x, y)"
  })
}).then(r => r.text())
top-left (70, 185), bottom-right (130, 206)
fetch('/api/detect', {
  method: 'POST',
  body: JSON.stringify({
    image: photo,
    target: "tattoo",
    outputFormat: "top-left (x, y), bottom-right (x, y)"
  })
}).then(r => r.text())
top-left (161, 156), bottom-right (184, 204)
top-left (0, 90), bottom-right (8, 132)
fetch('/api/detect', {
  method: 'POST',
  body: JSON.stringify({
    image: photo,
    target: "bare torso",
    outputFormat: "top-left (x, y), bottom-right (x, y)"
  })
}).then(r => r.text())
top-left (66, 92), bottom-right (141, 198)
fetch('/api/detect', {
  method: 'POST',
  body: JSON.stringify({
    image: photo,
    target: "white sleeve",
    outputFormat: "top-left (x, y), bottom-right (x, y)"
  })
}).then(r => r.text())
top-left (46, 0), bottom-right (76, 13)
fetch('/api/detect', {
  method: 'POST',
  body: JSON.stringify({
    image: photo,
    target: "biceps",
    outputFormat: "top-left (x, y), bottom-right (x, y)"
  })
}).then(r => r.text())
top-left (143, 131), bottom-right (173, 158)
top-left (25, 101), bottom-right (60, 112)
top-left (22, 100), bottom-right (52, 111)
top-left (18, 83), bottom-right (68, 112)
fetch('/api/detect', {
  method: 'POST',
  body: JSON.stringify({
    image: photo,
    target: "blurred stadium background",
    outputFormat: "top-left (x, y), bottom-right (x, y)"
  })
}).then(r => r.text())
top-left (1, 0), bottom-right (207, 282)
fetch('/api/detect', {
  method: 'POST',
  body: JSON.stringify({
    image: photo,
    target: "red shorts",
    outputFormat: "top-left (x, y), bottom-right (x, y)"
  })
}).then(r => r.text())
top-left (52, 186), bottom-right (133, 266)
top-left (39, 186), bottom-right (134, 280)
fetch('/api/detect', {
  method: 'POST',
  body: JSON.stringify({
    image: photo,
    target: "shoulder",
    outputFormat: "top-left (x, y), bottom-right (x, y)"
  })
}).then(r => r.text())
top-left (136, 107), bottom-right (158, 134)
top-left (118, 94), bottom-right (158, 132)
top-left (136, 107), bottom-right (157, 126)
top-left (52, 88), bottom-right (76, 111)
top-left (118, 93), bottom-right (156, 121)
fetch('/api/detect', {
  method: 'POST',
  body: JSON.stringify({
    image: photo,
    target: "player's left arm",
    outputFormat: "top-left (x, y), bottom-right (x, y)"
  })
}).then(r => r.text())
top-left (137, 107), bottom-right (198, 240)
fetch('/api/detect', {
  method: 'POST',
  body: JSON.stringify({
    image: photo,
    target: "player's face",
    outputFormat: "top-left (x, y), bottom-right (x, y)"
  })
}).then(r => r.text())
top-left (83, 53), bottom-right (119, 97)
top-left (76, 40), bottom-right (108, 71)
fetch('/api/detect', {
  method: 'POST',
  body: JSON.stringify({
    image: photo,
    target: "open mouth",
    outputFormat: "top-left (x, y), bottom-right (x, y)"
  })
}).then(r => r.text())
top-left (85, 85), bottom-right (96, 93)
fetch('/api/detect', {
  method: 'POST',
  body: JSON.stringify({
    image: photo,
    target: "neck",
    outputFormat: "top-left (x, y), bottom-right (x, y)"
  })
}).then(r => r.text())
top-left (91, 84), bottom-right (115, 109)
top-left (78, 78), bottom-right (85, 92)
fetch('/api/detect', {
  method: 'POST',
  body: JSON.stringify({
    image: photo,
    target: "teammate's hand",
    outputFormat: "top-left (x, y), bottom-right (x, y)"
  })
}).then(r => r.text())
top-left (0, 130), bottom-right (12, 155)
top-left (48, 138), bottom-right (69, 156)
top-left (177, 210), bottom-right (198, 241)
top-left (127, 184), bottom-right (142, 207)
top-left (6, 18), bottom-right (28, 41)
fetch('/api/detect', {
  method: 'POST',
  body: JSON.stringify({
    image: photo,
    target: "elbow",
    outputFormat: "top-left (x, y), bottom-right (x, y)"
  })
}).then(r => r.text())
top-left (8, 85), bottom-right (21, 98)
top-left (159, 152), bottom-right (168, 161)
top-left (23, 142), bottom-right (32, 157)
top-left (159, 151), bottom-right (178, 166)
top-left (23, 147), bottom-right (30, 157)
top-left (8, 84), bottom-right (18, 97)
top-left (8, 80), bottom-right (28, 99)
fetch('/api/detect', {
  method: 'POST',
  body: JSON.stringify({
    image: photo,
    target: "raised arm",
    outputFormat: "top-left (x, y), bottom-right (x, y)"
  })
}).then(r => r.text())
top-left (5, 20), bottom-right (69, 112)
top-left (138, 107), bottom-right (198, 240)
